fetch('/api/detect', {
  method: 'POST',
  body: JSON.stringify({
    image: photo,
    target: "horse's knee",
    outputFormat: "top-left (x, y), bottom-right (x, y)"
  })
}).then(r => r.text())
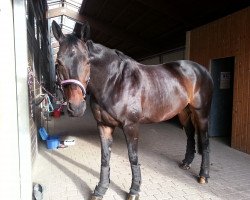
top-left (128, 151), bottom-right (139, 165)
top-left (126, 137), bottom-right (139, 165)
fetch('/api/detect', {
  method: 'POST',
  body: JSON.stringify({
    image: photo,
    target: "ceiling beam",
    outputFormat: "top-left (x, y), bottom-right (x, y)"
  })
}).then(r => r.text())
top-left (46, 7), bottom-right (86, 24)
top-left (46, 7), bottom-right (159, 51)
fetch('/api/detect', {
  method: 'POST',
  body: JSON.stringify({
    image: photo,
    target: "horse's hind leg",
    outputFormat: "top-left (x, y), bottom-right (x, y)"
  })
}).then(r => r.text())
top-left (191, 107), bottom-right (210, 184)
top-left (178, 106), bottom-right (196, 170)
top-left (92, 124), bottom-right (114, 200)
top-left (123, 123), bottom-right (141, 200)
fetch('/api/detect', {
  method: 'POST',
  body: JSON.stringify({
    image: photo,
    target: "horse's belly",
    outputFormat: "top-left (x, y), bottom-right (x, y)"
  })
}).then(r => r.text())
top-left (140, 98), bottom-right (188, 123)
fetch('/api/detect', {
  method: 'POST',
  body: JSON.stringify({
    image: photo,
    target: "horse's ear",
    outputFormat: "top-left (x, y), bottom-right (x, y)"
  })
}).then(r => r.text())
top-left (80, 22), bottom-right (90, 42)
top-left (52, 20), bottom-right (65, 42)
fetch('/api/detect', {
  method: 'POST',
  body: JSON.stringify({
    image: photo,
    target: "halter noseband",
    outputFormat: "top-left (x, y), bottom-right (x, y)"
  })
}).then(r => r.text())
top-left (61, 79), bottom-right (87, 96)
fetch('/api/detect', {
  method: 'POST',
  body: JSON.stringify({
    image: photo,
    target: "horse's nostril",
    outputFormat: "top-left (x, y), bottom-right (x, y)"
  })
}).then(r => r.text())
top-left (67, 101), bottom-right (86, 117)
top-left (68, 102), bottom-right (76, 110)
top-left (67, 103), bottom-right (74, 113)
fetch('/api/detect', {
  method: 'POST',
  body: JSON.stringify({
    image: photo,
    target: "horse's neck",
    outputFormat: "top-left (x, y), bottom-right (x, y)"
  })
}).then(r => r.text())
top-left (86, 41), bottom-right (123, 99)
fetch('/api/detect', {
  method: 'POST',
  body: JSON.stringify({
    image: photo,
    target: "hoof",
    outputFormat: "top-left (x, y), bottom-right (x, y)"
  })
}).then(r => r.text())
top-left (127, 194), bottom-right (139, 200)
top-left (90, 195), bottom-right (103, 200)
top-left (198, 176), bottom-right (208, 184)
top-left (179, 162), bottom-right (191, 170)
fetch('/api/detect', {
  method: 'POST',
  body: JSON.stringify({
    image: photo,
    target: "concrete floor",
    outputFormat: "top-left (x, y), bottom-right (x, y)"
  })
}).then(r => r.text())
top-left (33, 105), bottom-right (250, 200)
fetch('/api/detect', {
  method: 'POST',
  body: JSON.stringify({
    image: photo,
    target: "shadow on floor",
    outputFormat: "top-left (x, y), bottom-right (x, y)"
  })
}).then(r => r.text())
top-left (210, 136), bottom-right (231, 146)
top-left (40, 150), bottom-right (127, 199)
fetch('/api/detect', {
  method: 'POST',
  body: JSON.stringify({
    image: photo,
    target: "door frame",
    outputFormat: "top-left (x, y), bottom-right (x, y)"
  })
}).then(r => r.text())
top-left (208, 56), bottom-right (235, 143)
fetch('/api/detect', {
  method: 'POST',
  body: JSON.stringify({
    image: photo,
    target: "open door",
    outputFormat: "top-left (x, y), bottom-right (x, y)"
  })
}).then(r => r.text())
top-left (209, 57), bottom-right (234, 142)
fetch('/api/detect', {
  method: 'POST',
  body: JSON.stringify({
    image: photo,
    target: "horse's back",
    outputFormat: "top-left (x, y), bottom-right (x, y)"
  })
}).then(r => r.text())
top-left (159, 60), bottom-right (211, 82)
top-left (135, 60), bottom-right (213, 123)
top-left (149, 60), bottom-right (213, 96)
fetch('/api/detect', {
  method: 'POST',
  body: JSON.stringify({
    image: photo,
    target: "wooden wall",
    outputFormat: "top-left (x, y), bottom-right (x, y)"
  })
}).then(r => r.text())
top-left (187, 7), bottom-right (250, 154)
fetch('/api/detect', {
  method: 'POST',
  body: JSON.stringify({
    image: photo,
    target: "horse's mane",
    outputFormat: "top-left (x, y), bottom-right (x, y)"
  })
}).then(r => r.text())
top-left (114, 49), bottom-right (135, 62)
top-left (86, 40), bottom-right (138, 67)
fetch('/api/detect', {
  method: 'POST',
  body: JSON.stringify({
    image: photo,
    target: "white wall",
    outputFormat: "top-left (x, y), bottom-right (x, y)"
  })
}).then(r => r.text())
top-left (162, 50), bottom-right (185, 63)
top-left (14, 0), bottom-right (32, 199)
top-left (0, 1), bottom-right (21, 199)
top-left (0, 1), bottom-right (32, 200)
top-left (140, 56), bottom-right (160, 65)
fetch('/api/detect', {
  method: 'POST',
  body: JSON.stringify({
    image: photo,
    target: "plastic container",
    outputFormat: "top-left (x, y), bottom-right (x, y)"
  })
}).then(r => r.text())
top-left (39, 127), bottom-right (60, 149)
top-left (46, 136), bottom-right (60, 149)
top-left (63, 139), bottom-right (75, 146)
top-left (53, 109), bottom-right (61, 118)
top-left (53, 106), bottom-right (62, 118)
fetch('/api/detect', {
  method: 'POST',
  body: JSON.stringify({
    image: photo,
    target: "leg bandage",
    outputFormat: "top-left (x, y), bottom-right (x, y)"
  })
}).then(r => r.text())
top-left (94, 166), bottom-right (110, 197)
top-left (130, 164), bottom-right (141, 195)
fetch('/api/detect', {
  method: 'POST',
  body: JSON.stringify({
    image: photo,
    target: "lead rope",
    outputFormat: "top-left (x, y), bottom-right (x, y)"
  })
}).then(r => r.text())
top-left (44, 94), bottom-right (54, 113)
top-left (44, 94), bottom-right (54, 132)
top-left (28, 67), bottom-right (65, 105)
top-left (27, 67), bottom-right (65, 132)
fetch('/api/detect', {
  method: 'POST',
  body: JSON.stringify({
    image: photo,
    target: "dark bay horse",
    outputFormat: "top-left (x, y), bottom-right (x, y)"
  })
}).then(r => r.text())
top-left (52, 21), bottom-right (213, 200)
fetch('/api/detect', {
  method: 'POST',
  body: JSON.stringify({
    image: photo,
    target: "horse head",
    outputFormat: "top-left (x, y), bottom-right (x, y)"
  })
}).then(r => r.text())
top-left (52, 20), bottom-right (91, 117)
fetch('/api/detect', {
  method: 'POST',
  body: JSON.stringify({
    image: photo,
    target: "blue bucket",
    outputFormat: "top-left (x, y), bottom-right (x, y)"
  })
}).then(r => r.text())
top-left (46, 136), bottom-right (60, 149)
top-left (39, 127), bottom-right (60, 149)
top-left (39, 127), bottom-right (49, 141)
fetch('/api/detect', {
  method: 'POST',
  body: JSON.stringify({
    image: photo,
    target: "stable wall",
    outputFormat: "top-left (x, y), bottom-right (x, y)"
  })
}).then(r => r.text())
top-left (186, 7), bottom-right (250, 154)
top-left (27, 0), bottom-right (53, 167)
top-left (140, 49), bottom-right (185, 65)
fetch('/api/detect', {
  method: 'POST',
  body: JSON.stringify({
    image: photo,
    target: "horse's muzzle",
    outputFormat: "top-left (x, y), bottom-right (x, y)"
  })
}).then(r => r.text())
top-left (67, 100), bottom-right (86, 117)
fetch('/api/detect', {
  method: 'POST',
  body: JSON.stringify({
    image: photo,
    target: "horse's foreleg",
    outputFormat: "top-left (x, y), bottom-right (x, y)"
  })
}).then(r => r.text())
top-left (124, 124), bottom-right (141, 200)
top-left (92, 125), bottom-right (114, 200)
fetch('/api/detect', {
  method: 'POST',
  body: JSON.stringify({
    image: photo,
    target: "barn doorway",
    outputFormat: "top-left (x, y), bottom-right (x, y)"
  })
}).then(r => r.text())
top-left (209, 57), bottom-right (235, 144)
